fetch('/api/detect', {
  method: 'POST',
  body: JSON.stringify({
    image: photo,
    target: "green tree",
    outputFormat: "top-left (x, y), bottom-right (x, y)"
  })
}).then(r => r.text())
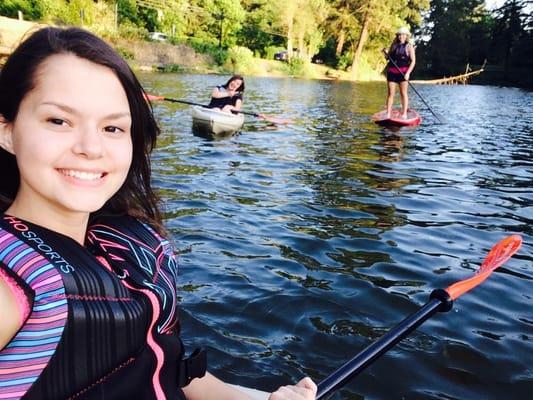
top-left (238, 0), bottom-right (285, 56)
top-left (264, 0), bottom-right (298, 59)
top-left (33, 0), bottom-right (115, 33)
top-left (192, 0), bottom-right (246, 47)
top-left (117, 0), bottom-right (143, 27)
top-left (325, 0), bottom-right (359, 57)
top-left (265, 0), bottom-right (329, 61)
top-left (349, 0), bottom-right (429, 79)
top-left (491, 0), bottom-right (528, 73)
top-left (0, 0), bottom-right (44, 20)
top-left (159, 0), bottom-right (189, 39)
top-left (421, 0), bottom-right (492, 75)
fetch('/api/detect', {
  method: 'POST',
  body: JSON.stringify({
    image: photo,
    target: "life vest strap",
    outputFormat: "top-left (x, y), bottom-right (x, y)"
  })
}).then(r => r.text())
top-left (177, 347), bottom-right (207, 387)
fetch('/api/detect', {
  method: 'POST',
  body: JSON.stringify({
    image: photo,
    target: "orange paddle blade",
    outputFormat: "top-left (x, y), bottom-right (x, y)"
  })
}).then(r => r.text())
top-left (144, 93), bottom-right (164, 101)
top-left (445, 235), bottom-right (522, 300)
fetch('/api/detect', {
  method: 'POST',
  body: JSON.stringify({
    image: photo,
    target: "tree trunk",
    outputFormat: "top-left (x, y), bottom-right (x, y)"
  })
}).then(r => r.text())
top-left (287, 18), bottom-right (294, 61)
top-left (336, 30), bottom-right (345, 56)
top-left (298, 33), bottom-right (305, 60)
top-left (351, 12), bottom-right (369, 80)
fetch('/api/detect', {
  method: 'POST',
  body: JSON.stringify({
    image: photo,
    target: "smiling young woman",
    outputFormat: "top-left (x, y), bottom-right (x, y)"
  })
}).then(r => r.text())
top-left (0, 27), bottom-right (316, 400)
top-left (208, 74), bottom-right (245, 113)
top-left (1, 53), bottom-right (133, 242)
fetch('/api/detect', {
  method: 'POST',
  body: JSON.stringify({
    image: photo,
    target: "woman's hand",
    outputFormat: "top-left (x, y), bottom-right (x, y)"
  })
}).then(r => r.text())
top-left (404, 72), bottom-right (410, 81)
top-left (268, 377), bottom-right (317, 400)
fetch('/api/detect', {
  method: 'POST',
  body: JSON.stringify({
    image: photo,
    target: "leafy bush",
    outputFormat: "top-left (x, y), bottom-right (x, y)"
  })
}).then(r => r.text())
top-left (224, 46), bottom-right (255, 74)
top-left (337, 52), bottom-right (353, 71)
top-left (161, 64), bottom-right (185, 73)
top-left (264, 45), bottom-right (286, 60)
top-left (288, 58), bottom-right (307, 76)
top-left (118, 20), bottom-right (147, 40)
top-left (211, 48), bottom-right (228, 65)
top-left (186, 38), bottom-right (228, 65)
top-left (115, 46), bottom-right (134, 60)
top-left (0, 0), bottom-right (44, 20)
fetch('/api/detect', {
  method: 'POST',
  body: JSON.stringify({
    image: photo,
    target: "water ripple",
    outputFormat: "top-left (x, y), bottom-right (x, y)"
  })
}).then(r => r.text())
top-left (143, 73), bottom-right (533, 399)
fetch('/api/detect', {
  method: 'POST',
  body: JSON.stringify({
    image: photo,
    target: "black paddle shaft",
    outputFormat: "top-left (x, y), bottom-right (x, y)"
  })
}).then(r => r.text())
top-left (316, 290), bottom-right (453, 399)
top-left (162, 97), bottom-right (260, 117)
top-left (382, 50), bottom-right (443, 124)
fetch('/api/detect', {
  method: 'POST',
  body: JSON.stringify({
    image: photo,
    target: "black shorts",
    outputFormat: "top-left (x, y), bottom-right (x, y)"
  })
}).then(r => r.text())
top-left (387, 71), bottom-right (406, 83)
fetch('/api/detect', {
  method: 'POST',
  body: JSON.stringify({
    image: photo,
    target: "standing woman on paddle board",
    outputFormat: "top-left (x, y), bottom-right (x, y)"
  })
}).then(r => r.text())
top-left (208, 75), bottom-right (245, 113)
top-left (0, 27), bottom-right (316, 400)
top-left (384, 27), bottom-right (416, 119)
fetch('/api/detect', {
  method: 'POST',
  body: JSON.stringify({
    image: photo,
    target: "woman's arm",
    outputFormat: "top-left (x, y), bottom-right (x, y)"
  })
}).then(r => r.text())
top-left (211, 86), bottom-right (234, 99)
top-left (183, 372), bottom-right (316, 400)
top-left (232, 98), bottom-right (243, 111)
top-left (218, 95), bottom-right (242, 113)
top-left (405, 44), bottom-right (416, 80)
top-left (0, 270), bottom-right (24, 350)
top-left (183, 372), bottom-right (255, 400)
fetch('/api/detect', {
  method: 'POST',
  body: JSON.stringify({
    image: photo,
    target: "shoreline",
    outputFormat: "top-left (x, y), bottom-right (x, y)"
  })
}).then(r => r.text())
top-left (7, 16), bottom-right (527, 88)
top-left (0, 16), bottom-right (369, 83)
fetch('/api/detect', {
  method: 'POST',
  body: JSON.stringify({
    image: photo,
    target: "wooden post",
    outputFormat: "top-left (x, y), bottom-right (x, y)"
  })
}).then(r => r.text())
top-left (218, 13), bottom-right (224, 48)
top-left (115, 2), bottom-right (118, 31)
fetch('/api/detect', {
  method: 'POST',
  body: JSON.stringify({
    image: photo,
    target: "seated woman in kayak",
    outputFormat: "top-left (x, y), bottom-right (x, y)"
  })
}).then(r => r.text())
top-left (208, 75), bottom-right (245, 113)
top-left (383, 27), bottom-right (416, 119)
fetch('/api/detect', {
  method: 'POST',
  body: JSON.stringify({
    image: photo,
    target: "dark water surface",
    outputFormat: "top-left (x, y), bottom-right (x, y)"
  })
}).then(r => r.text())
top-left (142, 74), bottom-right (532, 399)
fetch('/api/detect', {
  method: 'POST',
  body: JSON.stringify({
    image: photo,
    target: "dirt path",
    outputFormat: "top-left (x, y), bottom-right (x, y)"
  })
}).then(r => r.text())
top-left (0, 16), bottom-right (41, 54)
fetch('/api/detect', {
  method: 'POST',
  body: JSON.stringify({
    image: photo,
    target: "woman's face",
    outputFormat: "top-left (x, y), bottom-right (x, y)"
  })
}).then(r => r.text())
top-left (398, 33), bottom-right (408, 43)
top-left (228, 79), bottom-right (243, 91)
top-left (0, 53), bottom-right (133, 219)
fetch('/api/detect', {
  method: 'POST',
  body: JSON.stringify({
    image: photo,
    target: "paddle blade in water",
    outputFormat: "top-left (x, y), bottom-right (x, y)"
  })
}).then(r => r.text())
top-left (445, 235), bottom-right (522, 300)
top-left (259, 114), bottom-right (293, 125)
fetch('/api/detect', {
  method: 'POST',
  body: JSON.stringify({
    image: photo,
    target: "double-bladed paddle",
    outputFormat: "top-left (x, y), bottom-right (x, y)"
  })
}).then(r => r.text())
top-left (145, 94), bottom-right (293, 125)
top-left (317, 234), bottom-right (522, 399)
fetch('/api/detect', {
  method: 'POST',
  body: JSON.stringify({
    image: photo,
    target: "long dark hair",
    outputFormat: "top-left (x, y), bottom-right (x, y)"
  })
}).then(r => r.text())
top-left (222, 74), bottom-right (245, 92)
top-left (0, 27), bottom-right (163, 230)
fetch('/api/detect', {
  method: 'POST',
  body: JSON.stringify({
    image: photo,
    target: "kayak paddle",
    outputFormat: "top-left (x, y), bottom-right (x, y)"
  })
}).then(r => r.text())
top-left (145, 94), bottom-right (293, 125)
top-left (382, 49), bottom-right (445, 124)
top-left (316, 234), bottom-right (522, 399)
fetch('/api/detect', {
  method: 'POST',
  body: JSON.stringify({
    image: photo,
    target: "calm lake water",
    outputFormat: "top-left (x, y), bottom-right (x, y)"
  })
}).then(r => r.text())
top-left (141, 73), bottom-right (532, 399)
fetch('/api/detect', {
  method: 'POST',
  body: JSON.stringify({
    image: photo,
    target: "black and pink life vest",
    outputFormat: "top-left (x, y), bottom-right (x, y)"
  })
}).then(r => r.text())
top-left (0, 214), bottom-right (205, 400)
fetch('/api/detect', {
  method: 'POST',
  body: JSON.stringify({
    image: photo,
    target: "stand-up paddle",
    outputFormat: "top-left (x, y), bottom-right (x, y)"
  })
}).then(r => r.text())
top-left (316, 235), bottom-right (522, 399)
top-left (382, 49), bottom-right (444, 124)
top-left (145, 94), bottom-right (293, 125)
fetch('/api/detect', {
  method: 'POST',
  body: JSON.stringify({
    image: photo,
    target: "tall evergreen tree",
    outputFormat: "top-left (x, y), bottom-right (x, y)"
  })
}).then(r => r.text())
top-left (491, 0), bottom-right (528, 73)
top-left (423, 0), bottom-right (488, 75)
